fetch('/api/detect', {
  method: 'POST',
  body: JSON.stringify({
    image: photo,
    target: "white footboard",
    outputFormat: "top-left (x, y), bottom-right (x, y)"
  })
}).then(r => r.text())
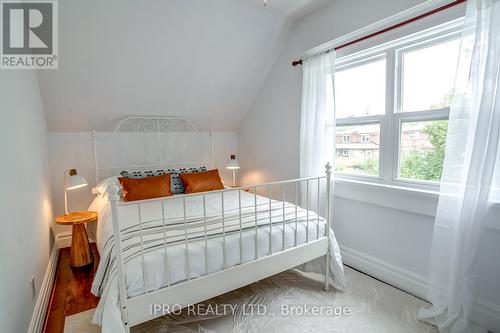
top-left (106, 163), bottom-right (333, 331)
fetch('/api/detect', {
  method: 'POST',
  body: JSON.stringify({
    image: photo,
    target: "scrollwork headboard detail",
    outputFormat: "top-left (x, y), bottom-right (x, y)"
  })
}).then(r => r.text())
top-left (93, 116), bottom-right (213, 183)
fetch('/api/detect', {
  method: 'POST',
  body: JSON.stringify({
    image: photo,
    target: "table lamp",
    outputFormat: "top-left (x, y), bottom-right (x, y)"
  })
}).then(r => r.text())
top-left (64, 168), bottom-right (88, 215)
top-left (226, 154), bottom-right (240, 187)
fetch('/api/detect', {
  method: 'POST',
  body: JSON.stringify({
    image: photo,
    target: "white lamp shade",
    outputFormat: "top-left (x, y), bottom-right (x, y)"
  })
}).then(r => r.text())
top-left (67, 174), bottom-right (88, 190)
top-left (227, 159), bottom-right (240, 170)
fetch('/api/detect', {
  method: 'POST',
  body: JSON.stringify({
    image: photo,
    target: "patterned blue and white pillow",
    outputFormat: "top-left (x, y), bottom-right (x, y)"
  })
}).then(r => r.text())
top-left (120, 166), bottom-right (207, 194)
top-left (119, 170), bottom-right (144, 179)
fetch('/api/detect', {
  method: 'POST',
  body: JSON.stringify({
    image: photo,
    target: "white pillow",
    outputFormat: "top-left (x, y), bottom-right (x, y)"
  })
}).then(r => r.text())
top-left (92, 176), bottom-right (121, 195)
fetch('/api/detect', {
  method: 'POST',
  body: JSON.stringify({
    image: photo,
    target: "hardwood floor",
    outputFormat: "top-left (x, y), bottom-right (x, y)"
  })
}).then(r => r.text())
top-left (43, 244), bottom-right (100, 333)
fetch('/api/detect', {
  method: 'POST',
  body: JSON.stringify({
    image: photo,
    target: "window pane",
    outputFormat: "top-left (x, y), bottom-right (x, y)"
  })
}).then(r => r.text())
top-left (336, 123), bottom-right (380, 176)
top-left (402, 39), bottom-right (460, 112)
top-left (335, 58), bottom-right (386, 118)
top-left (399, 119), bottom-right (448, 181)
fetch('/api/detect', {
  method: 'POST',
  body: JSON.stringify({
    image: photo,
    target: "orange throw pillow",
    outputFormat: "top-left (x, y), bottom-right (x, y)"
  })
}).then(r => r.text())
top-left (180, 169), bottom-right (224, 194)
top-left (118, 174), bottom-right (172, 202)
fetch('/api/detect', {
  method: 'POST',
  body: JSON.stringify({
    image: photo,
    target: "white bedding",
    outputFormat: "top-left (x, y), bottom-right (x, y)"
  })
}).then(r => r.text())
top-left (89, 189), bottom-right (345, 333)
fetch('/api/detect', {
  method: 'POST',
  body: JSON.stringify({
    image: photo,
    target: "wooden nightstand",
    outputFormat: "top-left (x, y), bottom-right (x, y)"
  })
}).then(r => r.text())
top-left (55, 211), bottom-right (97, 268)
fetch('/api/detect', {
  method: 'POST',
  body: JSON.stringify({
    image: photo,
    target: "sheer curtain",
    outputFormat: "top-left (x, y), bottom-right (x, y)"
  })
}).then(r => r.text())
top-left (299, 52), bottom-right (336, 180)
top-left (298, 51), bottom-right (346, 291)
top-left (418, 0), bottom-right (500, 332)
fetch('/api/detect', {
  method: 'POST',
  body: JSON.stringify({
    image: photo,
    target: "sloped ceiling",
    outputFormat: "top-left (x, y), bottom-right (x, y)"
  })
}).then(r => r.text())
top-left (38, 0), bottom-right (303, 131)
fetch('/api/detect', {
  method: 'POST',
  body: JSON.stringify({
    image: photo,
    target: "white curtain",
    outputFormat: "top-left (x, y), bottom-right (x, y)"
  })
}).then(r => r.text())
top-left (418, 0), bottom-right (500, 332)
top-left (299, 52), bottom-right (336, 181)
top-left (298, 51), bottom-right (346, 291)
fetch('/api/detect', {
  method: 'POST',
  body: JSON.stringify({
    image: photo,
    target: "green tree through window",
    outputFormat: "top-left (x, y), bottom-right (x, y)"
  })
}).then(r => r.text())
top-left (400, 120), bottom-right (448, 181)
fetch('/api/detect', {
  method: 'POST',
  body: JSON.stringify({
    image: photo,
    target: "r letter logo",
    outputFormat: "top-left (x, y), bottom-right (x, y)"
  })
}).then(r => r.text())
top-left (1, 1), bottom-right (58, 69)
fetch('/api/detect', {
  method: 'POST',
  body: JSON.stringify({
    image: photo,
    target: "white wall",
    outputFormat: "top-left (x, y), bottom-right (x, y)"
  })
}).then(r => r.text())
top-left (0, 71), bottom-right (54, 333)
top-left (48, 131), bottom-right (237, 236)
top-left (238, 0), bottom-right (500, 330)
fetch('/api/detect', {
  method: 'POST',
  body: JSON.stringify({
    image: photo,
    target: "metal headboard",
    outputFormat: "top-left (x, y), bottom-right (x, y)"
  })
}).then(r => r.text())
top-left (93, 116), bottom-right (213, 183)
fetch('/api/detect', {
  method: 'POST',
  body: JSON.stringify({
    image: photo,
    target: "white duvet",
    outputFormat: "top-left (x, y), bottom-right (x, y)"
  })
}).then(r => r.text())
top-left (89, 189), bottom-right (345, 333)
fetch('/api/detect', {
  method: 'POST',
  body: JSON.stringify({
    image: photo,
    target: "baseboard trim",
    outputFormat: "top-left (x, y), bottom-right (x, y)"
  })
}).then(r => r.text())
top-left (27, 244), bottom-right (59, 333)
top-left (56, 231), bottom-right (95, 249)
top-left (340, 245), bottom-right (429, 301)
top-left (56, 231), bottom-right (72, 248)
top-left (340, 245), bottom-right (500, 332)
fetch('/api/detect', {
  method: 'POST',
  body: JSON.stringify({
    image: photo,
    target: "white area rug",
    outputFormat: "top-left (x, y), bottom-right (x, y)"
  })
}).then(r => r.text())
top-left (65, 266), bottom-right (437, 333)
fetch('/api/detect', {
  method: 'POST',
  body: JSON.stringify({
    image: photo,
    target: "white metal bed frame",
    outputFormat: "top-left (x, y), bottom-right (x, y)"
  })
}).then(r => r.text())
top-left (94, 117), bottom-right (333, 332)
top-left (93, 116), bottom-right (214, 184)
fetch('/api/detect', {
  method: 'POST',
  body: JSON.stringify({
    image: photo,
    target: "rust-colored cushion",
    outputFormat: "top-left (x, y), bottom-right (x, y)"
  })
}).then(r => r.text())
top-left (118, 174), bottom-right (172, 201)
top-left (179, 169), bottom-right (224, 194)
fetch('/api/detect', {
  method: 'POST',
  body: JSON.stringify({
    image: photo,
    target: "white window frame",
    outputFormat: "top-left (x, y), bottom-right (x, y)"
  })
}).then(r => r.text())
top-left (361, 134), bottom-right (370, 143)
top-left (334, 18), bottom-right (463, 190)
top-left (342, 135), bottom-right (351, 143)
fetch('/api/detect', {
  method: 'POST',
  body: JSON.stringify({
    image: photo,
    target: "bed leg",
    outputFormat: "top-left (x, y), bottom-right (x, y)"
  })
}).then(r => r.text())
top-left (323, 251), bottom-right (330, 291)
top-left (122, 305), bottom-right (130, 333)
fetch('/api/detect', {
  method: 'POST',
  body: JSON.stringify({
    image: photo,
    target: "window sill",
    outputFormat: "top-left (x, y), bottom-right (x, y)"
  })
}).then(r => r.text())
top-left (333, 177), bottom-right (439, 217)
top-left (333, 178), bottom-right (500, 231)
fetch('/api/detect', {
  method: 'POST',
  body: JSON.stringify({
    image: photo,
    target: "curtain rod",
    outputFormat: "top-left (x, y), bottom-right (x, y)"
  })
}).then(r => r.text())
top-left (291, 0), bottom-right (466, 67)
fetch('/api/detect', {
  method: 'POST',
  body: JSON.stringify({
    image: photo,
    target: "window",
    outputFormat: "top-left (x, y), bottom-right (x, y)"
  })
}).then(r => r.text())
top-left (336, 123), bottom-right (380, 176)
top-left (333, 19), bottom-right (462, 189)
top-left (396, 35), bottom-right (460, 183)
top-left (336, 149), bottom-right (349, 157)
top-left (335, 57), bottom-right (386, 118)
top-left (401, 38), bottom-right (460, 113)
top-left (399, 119), bottom-right (448, 181)
top-left (334, 56), bottom-right (385, 178)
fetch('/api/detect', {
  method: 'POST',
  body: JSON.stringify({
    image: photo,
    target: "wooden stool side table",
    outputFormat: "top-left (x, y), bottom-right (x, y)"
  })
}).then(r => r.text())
top-left (55, 211), bottom-right (98, 267)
